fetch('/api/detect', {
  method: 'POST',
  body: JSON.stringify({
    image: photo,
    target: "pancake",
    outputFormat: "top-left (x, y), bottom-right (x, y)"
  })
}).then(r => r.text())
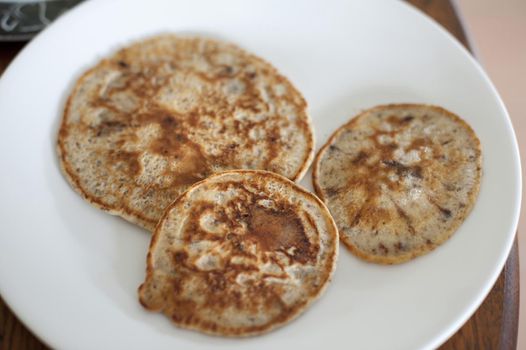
top-left (139, 170), bottom-right (338, 336)
top-left (313, 104), bottom-right (482, 264)
top-left (57, 35), bottom-right (314, 231)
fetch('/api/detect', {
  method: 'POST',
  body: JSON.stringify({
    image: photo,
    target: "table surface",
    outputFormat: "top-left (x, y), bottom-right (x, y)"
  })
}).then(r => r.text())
top-left (0, 0), bottom-right (519, 349)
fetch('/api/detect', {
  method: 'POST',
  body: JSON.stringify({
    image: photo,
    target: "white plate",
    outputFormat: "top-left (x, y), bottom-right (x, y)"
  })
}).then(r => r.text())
top-left (0, 0), bottom-right (521, 349)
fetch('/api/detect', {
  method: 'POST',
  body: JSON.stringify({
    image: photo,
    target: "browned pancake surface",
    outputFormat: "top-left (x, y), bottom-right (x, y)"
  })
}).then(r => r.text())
top-left (57, 35), bottom-right (314, 230)
top-left (313, 104), bottom-right (482, 264)
top-left (139, 170), bottom-right (338, 336)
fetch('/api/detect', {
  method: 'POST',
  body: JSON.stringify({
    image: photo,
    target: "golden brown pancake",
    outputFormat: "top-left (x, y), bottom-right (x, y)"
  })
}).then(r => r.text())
top-left (313, 104), bottom-right (482, 264)
top-left (57, 35), bottom-right (314, 231)
top-left (139, 170), bottom-right (338, 336)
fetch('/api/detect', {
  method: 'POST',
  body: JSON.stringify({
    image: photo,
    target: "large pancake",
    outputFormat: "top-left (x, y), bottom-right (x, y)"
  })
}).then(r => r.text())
top-left (313, 104), bottom-right (482, 264)
top-left (57, 35), bottom-right (314, 231)
top-left (139, 170), bottom-right (338, 336)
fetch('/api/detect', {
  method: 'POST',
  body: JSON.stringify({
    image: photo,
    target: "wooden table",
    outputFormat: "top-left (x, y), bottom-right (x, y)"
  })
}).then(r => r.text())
top-left (0, 1), bottom-right (519, 349)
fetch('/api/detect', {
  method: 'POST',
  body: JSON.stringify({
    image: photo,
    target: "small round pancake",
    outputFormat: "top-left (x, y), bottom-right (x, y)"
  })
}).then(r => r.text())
top-left (313, 104), bottom-right (482, 264)
top-left (57, 35), bottom-right (314, 231)
top-left (139, 170), bottom-right (338, 336)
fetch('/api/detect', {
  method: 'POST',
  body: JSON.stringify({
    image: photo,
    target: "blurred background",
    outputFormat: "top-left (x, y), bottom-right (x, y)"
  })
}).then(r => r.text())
top-left (456, 0), bottom-right (526, 347)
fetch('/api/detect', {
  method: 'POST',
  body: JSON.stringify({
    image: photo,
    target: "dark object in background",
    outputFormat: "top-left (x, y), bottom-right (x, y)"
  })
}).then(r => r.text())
top-left (0, 0), bottom-right (83, 41)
